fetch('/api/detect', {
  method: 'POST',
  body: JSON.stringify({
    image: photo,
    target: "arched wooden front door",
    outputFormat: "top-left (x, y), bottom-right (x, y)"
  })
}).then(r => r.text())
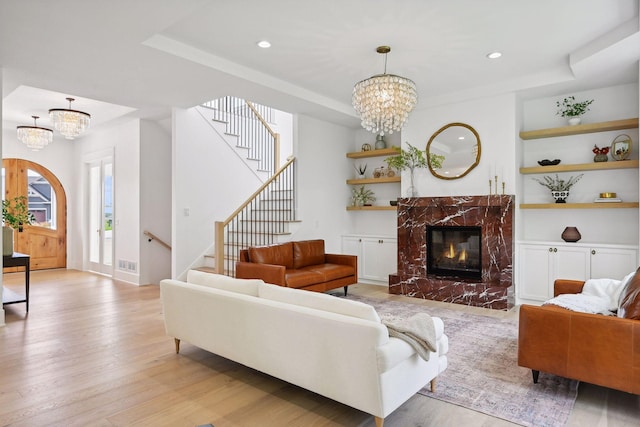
top-left (3, 159), bottom-right (67, 270)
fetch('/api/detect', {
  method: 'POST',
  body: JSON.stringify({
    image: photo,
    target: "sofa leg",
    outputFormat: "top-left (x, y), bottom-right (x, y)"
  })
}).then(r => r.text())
top-left (430, 378), bottom-right (436, 392)
top-left (344, 286), bottom-right (348, 296)
top-left (532, 370), bottom-right (539, 384)
top-left (374, 416), bottom-right (384, 427)
top-left (175, 338), bottom-right (181, 354)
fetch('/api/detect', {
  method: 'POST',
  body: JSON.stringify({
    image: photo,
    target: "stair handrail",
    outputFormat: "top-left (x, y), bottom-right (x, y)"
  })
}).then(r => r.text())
top-left (215, 156), bottom-right (296, 275)
top-left (245, 100), bottom-right (280, 172)
top-left (143, 230), bottom-right (171, 250)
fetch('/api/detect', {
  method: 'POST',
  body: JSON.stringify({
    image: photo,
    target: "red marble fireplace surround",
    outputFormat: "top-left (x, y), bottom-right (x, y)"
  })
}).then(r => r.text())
top-left (389, 195), bottom-right (514, 310)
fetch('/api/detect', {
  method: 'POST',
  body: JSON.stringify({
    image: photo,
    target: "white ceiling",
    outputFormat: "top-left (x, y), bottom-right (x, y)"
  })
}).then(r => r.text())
top-left (1, 0), bottom-right (639, 135)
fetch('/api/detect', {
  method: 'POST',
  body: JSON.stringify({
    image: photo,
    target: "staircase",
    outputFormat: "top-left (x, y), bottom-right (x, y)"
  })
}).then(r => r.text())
top-left (199, 97), bottom-right (298, 276)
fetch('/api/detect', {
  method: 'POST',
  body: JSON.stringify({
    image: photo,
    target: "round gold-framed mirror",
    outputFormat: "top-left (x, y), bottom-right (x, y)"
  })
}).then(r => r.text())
top-left (426, 122), bottom-right (481, 180)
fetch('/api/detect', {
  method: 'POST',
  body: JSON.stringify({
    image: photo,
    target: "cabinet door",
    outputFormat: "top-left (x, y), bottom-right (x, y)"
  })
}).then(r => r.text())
top-left (341, 236), bottom-right (362, 281)
top-left (590, 247), bottom-right (638, 280)
top-left (361, 238), bottom-right (397, 282)
top-left (554, 246), bottom-right (590, 283)
top-left (518, 245), bottom-right (553, 302)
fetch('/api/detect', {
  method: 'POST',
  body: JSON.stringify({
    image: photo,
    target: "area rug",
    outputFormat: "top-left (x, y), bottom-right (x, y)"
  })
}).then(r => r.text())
top-left (347, 295), bottom-right (579, 427)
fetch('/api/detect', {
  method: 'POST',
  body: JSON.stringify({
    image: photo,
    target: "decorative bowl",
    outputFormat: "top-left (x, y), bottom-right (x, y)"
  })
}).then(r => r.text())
top-left (537, 159), bottom-right (561, 166)
top-left (389, 200), bottom-right (398, 206)
top-left (599, 192), bottom-right (617, 198)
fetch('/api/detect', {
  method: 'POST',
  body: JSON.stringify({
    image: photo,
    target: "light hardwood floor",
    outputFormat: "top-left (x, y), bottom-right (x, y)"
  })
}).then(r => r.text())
top-left (1, 270), bottom-right (638, 427)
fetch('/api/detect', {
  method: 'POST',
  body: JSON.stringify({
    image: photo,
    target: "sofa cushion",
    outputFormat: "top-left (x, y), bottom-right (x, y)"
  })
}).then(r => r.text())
top-left (618, 267), bottom-right (640, 320)
top-left (258, 282), bottom-right (380, 322)
top-left (284, 269), bottom-right (325, 288)
top-left (306, 263), bottom-right (354, 281)
top-left (186, 270), bottom-right (262, 296)
top-left (248, 242), bottom-right (294, 269)
top-left (293, 239), bottom-right (325, 269)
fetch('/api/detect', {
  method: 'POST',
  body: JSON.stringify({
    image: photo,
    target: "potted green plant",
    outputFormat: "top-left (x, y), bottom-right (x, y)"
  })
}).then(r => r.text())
top-left (351, 186), bottom-right (376, 207)
top-left (384, 143), bottom-right (430, 197)
top-left (2, 196), bottom-right (35, 255)
top-left (556, 96), bottom-right (594, 125)
top-left (353, 163), bottom-right (367, 179)
top-left (532, 174), bottom-right (583, 203)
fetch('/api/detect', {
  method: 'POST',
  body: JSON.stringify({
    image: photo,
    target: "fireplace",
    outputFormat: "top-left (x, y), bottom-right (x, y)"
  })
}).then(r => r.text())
top-left (427, 226), bottom-right (481, 279)
top-left (389, 195), bottom-right (514, 310)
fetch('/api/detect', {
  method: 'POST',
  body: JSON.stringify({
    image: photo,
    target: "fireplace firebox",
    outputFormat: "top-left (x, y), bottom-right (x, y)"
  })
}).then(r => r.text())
top-left (427, 225), bottom-right (481, 279)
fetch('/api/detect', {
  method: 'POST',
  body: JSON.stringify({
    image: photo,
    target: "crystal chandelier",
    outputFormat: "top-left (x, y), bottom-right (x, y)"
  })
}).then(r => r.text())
top-left (48, 97), bottom-right (91, 140)
top-left (16, 116), bottom-right (54, 151)
top-left (352, 46), bottom-right (417, 135)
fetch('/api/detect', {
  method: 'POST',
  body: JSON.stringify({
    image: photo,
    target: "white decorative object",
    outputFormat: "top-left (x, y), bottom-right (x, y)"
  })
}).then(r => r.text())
top-left (16, 116), bottom-right (53, 151)
top-left (352, 46), bottom-right (417, 135)
top-left (49, 97), bottom-right (91, 140)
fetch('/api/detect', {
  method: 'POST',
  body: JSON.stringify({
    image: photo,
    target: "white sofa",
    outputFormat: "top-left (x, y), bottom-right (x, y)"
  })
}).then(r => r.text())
top-left (160, 270), bottom-right (449, 427)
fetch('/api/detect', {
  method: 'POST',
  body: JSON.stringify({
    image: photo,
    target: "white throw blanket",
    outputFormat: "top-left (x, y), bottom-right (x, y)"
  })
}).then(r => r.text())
top-left (382, 312), bottom-right (436, 361)
top-left (544, 273), bottom-right (634, 315)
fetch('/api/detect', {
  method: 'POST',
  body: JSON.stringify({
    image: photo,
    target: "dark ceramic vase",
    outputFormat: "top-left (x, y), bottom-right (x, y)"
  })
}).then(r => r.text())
top-left (561, 226), bottom-right (581, 242)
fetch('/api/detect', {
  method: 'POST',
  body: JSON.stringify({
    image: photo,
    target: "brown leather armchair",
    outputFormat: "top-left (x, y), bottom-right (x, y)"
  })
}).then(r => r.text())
top-left (518, 279), bottom-right (640, 394)
top-left (235, 239), bottom-right (357, 295)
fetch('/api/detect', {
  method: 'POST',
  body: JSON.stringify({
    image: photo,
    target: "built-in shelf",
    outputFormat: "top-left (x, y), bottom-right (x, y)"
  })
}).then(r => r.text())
top-left (346, 147), bottom-right (398, 159)
top-left (519, 118), bottom-right (638, 140)
top-left (520, 202), bottom-right (639, 209)
top-left (346, 176), bottom-right (400, 185)
top-left (346, 205), bottom-right (397, 211)
top-left (520, 159), bottom-right (639, 174)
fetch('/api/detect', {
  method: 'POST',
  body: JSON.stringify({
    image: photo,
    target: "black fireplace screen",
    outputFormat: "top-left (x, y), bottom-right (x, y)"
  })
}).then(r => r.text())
top-left (427, 225), bottom-right (482, 279)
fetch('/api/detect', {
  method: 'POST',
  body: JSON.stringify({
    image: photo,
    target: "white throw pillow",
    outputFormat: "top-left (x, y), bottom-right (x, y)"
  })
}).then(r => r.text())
top-left (187, 270), bottom-right (262, 296)
top-left (258, 282), bottom-right (380, 323)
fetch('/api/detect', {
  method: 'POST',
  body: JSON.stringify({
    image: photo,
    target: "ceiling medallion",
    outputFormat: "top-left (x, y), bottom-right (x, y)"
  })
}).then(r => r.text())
top-left (352, 46), bottom-right (417, 135)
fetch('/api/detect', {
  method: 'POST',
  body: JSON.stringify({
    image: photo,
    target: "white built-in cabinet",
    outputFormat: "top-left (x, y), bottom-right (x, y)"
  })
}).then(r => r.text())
top-left (517, 241), bottom-right (638, 303)
top-left (342, 235), bottom-right (397, 285)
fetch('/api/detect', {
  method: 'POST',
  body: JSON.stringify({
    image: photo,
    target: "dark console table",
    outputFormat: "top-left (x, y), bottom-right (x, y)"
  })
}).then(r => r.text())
top-left (2, 252), bottom-right (30, 312)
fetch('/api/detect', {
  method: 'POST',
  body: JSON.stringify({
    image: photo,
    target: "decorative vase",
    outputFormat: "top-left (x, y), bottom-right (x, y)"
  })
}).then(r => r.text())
top-left (374, 134), bottom-right (386, 150)
top-left (561, 226), bottom-right (581, 242)
top-left (568, 117), bottom-right (581, 126)
top-left (551, 190), bottom-right (569, 203)
top-left (3, 226), bottom-right (14, 256)
top-left (594, 154), bottom-right (608, 162)
top-left (361, 143), bottom-right (372, 151)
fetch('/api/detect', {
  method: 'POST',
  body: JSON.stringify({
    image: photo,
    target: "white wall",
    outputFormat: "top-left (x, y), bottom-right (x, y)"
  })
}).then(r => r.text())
top-left (0, 68), bottom-right (4, 326)
top-left (172, 107), bottom-right (263, 279)
top-left (292, 114), bottom-right (356, 253)
top-left (519, 83), bottom-right (639, 245)
top-left (78, 120), bottom-right (141, 283)
top-left (402, 93), bottom-right (518, 198)
top-left (140, 120), bottom-right (171, 285)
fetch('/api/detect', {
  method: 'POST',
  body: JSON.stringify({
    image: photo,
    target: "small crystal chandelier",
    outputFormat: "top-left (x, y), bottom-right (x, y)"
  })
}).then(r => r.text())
top-left (48, 97), bottom-right (91, 140)
top-left (16, 116), bottom-right (54, 151)
top-left (352, 46), bottom-right (417, 135)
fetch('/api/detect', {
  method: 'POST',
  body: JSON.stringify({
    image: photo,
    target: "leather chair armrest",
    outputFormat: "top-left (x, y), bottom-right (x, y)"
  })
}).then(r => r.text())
top-left (235, 261), bottom-right (286, 286)
top-left (325, 253), bottom-right (358, 278)
top-left (554, 279), bottom-right (585, 296)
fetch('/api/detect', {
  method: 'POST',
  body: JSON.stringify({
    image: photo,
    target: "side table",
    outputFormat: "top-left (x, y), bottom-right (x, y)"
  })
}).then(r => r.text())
top-left (2, 252), bottom-right (30, 312)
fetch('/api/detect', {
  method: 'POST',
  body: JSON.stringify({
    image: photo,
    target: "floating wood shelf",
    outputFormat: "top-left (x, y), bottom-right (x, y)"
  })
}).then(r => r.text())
top-left (520, 202), bottom-right (639, 209)
top-left (346, 205), bottom-right (397, 211)
top-left (519, 118), bottom-right (638, 140)
top-left (346, 147), bottom-right (398, 159)
top-left (346, 176), bottom-right (401, 185)
top-left (520, 159), bottom-right (639, 174)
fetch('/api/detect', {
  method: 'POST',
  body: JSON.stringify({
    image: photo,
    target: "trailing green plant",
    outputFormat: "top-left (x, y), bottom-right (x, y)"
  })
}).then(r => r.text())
top-left (2, 196), bottom-right (36, 230)
top-left (351, 185), bottom-right (376, 206)
top-left (532, 174), bottom-right (584, 191)
top-left (556, 96), bottom-right (594, 118)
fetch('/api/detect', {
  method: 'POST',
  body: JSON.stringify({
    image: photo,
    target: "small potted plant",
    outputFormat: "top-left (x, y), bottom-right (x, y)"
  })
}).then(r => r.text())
top-left (2, 196), bottom-right (35, 255)
top-left (556, 96), bottom-right (594, 125)
top-left (592, 144), bottom-right (609, 162)
top-left (353, 163), bottom-right (367, 179)
top-left (351, 186), bottom-right (376, 207)
top-left (532, 174), bottom-right (584, 203)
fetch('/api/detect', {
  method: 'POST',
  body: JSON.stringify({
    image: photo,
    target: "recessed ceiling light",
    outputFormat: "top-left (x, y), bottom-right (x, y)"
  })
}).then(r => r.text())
top-left (458, 136), bottom-right (465, 140)
top-left (486, 51), bottom-right (502, 59)
top-left (257, 40), bottom-right (271, 48)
